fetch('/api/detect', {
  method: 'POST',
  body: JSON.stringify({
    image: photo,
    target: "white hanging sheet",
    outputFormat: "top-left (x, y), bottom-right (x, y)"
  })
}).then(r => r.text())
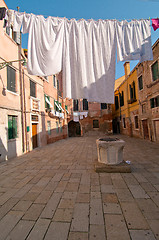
top-left (13, 11), bottom-right (153, 103)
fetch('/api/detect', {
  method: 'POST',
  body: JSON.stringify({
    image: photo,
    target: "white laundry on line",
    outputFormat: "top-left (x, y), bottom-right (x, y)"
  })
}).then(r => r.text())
top-left (13, 11), bottom-right (153, 103)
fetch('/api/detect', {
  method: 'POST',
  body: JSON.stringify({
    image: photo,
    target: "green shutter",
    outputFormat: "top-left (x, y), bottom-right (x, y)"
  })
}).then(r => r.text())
top-left (12, 116), bottom-right (17, 138)
top-left (65, 105), bottom-right (68, 110)
top-left (133, 82), bottom-right (136, 100)
top-left (8, 116), bottom-right (13, 139)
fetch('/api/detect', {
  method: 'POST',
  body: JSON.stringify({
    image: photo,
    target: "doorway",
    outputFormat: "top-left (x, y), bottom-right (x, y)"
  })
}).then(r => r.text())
top-left (68, 121), bottom-right (81, 137)
top-left (142, 119), bottom-right (149, 139)
top-left (32, 123), bottom-right (38, 149)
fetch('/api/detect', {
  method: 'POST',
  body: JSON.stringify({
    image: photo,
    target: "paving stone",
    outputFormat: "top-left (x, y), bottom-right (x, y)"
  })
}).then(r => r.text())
top-left (65, 182), bottom-right (79, 192)
top-left (71, 203), bottom-right (89, 232)
top-left (68, 232), bottom-right (88, 240)
top-left (99, 175), bottom-right (112, 185)
top-left (22, 204), bottom-right (44, 221)
top-left (101, 184), bottom-right (115, 193)
top-left (90, 198), bottom-right (104, 225)
top-left (26, 218), bottom-right (50, 240)
top-left (102, 193), bottom-right (118, 203)
top-left (122, 173), bottom-right (139, 185)
top-left (58, 198), bottom-right (76, 208)
top-left (103, 203), bottom-right (122, 214)
top-left (91, 185), bottom-right (100, 192)
top-left (6, 220), bottom-right (35, 240)
top-left (130, 230), bottom-right (156, 240)
top-left (0, 188), bottom-right (18, 205)
top-left (115, 188), bottom-right (134, 202)
top-left (91, 192), bottom-right (101, 199)
top-left (0, 198), bottom-right (19, 220)
top-left (62, 192), bottom-right (77, 199)
top-left (140, 182), bottom-right (157, 192)
top-left (79, 184), bottom-right (90, 193)
top-left (0, 211), bottom-right (24, 240)
top-left (13, 200), bottom-right (32, 212)
top-left (135, 199), bottom-right (159, 220)
top-left (40, 192), bottom-right (62, 219)
top-left (112, 178), bottom-right (128, 189)
top-left (76, 193), bottom-right (90, 203)
top-left (12, 184), bottom-right (34, 199)
top-left (147, 191), bottom-right (159, 207)
top-left (45, 222), bottom-right (70, 240)
top-left (154, 185), bottom-right (159, 191)
top-left (128, 185), bottom-right (150, 199)
top-left (34, 191), bottom-right (53, 204)
top-left (148, 219), bottom-right (159, 240)
top-left (105, 214), bottom-right (130, 240)
top-left (89, 224), bottom-right (106, 240)
top-left (121, 201), bottom-right (149, 229)
top-left (54, 181), bottom-right (68, 192)
top-left (53, 208), bottom-right (73, 222)
top-left (132, 173), bottom-right (148, 183)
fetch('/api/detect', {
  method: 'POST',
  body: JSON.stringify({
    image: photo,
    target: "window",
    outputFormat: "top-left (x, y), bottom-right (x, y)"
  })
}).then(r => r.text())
top-left (53, 75), bottom-right (56, 87)
top-left (115, 96), bottom-right (119, 110)
top-left (134, 116), bottom-right (139, 129)
top-left (101, 103), bottom-right (107, 109)
top-left (30, 80), bottom-right (36, 98)
top-left (56, 121), bottom-right (59, 133)
top-left (8, 115), bottom-right (18, 140)
top-left (150, 96), bottom-right (159, 108)
top-left (142, 104), bottom-right (146, 114)
top-left (123, 117), bottom-right (126, 128)
top-left (73, 99), bottom-right (79, 111)
top-left (151, 61), bottom-right (159, 82)
top-left (47, 121), bottom-right (51, 135)
top-left (45, 95), bottom-right (50, 110)
top-left (6, 27), bottom-right (21, 44)
top-left (129, 81), bottom-right (136, 103)
top-left (7, 65), bottom-right (16, 92)
top-left (93, 120), bottom-right (99, 128)
top-left (119, 91), bottom-right (124, 107)
top-left (138, 75), bottom-right (143, 90)
top-left (83, 99), bottom-right (88, 110)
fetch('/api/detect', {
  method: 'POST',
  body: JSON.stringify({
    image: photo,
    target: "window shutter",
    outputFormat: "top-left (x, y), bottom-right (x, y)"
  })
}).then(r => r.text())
top-left (8, 116), bottom-right (13, 139)
top-left (150, 98), bottom-right (154, 108)
top-left (7, 66), bottom-right (16, 92)
top-left (12, 116), bottom-right (17, 138)
top-left (133, 82), bottom-right (136, 99)
top-left (13, 31), bottom-right (21, 45)
top-left (152, 61), bottom-right (158, 81)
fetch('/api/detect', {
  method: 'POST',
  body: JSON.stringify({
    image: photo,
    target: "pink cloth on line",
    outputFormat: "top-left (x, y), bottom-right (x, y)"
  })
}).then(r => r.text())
top-left (152, 18), bottom-right (159, 31)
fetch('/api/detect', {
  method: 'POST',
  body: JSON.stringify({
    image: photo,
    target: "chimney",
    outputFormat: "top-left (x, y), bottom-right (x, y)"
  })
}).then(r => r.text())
top-left (124, 62), bottom-right (130, 78)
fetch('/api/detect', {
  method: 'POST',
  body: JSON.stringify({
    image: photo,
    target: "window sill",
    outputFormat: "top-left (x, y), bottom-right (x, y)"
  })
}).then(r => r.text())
top-left (6, 90), bottom-right (19, 96)
top-left (147, 78), bottom-right (159, 88)
top-left (8, 138), bottom-right (18, 142)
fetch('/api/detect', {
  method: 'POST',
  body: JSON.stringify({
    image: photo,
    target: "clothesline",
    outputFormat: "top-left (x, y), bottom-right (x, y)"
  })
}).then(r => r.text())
top-left (0, 8), bottom-right (157, 103)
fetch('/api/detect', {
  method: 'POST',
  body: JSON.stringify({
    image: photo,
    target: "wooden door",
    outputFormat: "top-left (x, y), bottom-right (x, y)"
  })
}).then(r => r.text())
top-left (32, 123), bottom-right (38, 149)
top-left (154, 120), bottom-right (159, 141)
top-left (142, 120), bottom-right (149, 139)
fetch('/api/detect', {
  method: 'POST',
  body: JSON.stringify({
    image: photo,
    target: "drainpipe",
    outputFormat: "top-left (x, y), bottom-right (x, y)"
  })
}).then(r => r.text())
top-left (23, 69), bottom-right (28, 151)
top-left (17, 7), bottom-right (25, 152)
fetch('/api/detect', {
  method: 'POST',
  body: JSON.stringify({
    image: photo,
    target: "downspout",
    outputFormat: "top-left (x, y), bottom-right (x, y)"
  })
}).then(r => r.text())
top-left (23, 69), bottom-right (28, 151)
top-left (17, 7), bottom-right (25, 152)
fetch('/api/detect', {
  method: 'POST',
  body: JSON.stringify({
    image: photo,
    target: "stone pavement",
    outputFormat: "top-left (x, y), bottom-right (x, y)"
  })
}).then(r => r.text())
top-left (0, 133), bottom-right (159, 240)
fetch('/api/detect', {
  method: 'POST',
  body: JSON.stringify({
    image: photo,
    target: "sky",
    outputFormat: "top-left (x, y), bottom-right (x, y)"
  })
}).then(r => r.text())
top-left (4, 0), bottom-right (159, 79)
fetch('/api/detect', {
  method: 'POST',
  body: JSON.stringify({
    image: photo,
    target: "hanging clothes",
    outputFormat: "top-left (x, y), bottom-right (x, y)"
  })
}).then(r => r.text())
top-left (152, 18), bottom-right (159, 31)
top-left (12, 11), bottom-right (153, 103)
